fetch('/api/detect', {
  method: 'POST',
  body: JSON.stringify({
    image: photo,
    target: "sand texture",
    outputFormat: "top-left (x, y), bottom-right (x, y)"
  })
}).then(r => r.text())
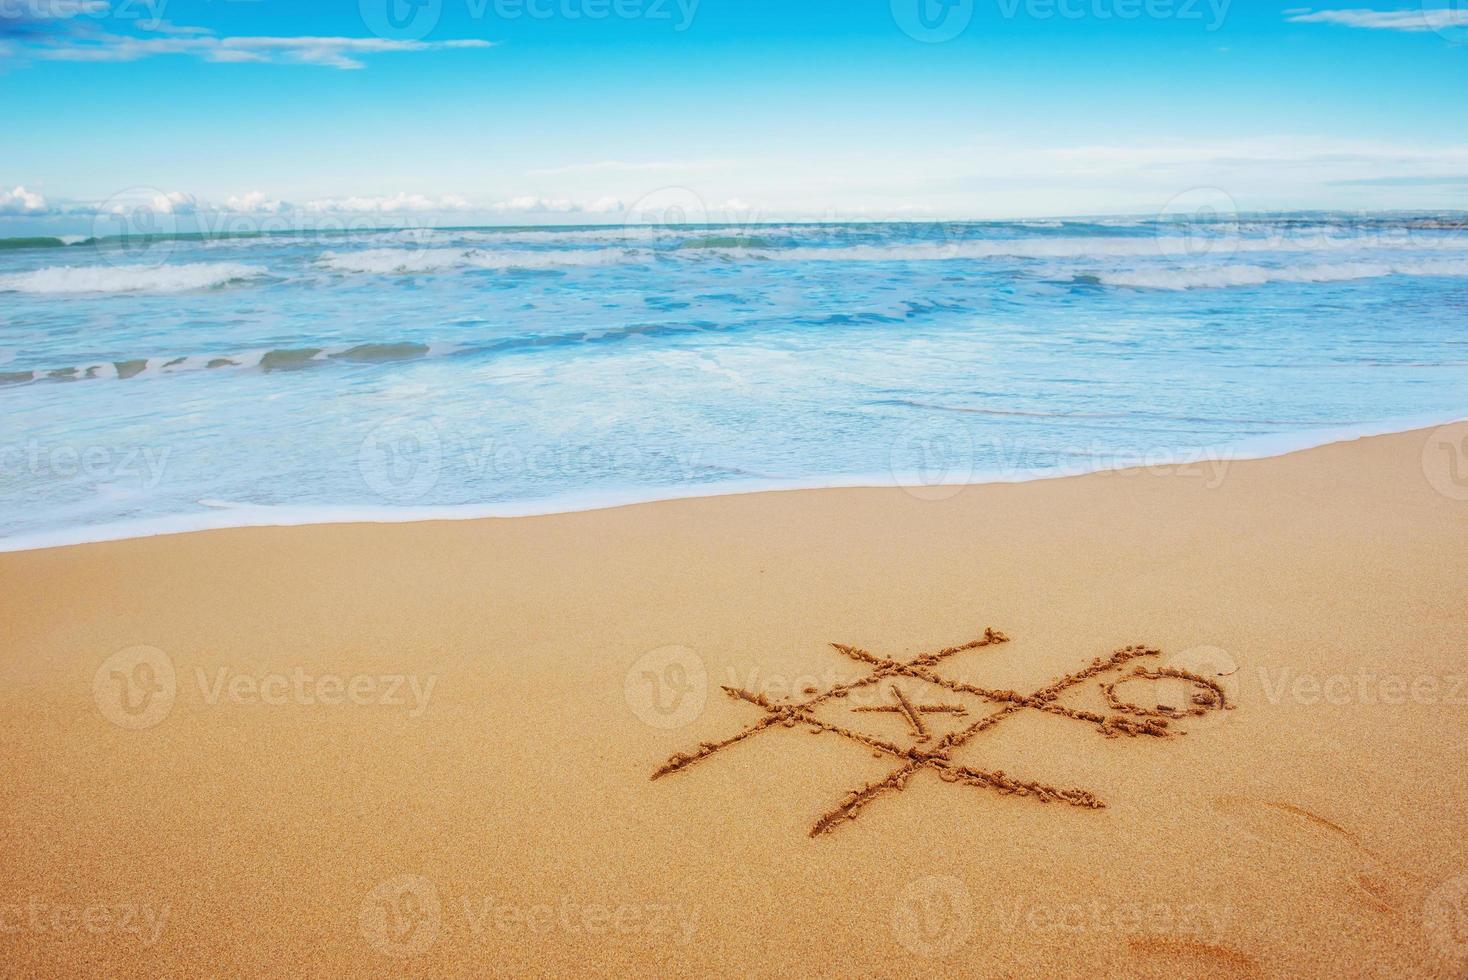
top-left (2, 425), bottom-right (1467, 977)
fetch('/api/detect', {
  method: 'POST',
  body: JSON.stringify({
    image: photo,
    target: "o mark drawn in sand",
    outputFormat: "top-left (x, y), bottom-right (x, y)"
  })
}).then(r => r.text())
top-left (652, 629), bottom-right (1233, 837)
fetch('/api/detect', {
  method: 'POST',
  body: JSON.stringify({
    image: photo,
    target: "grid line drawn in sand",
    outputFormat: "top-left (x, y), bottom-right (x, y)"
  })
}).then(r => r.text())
top-left (652, 629), bottom-right (1233, 837)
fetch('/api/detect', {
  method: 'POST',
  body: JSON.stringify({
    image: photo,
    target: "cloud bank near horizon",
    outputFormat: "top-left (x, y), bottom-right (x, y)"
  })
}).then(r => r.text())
top-left (6, 132), bottom-right (1468, 226)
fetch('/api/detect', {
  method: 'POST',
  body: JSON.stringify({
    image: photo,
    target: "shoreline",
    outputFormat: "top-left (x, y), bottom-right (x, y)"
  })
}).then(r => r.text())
top-left (3, 411), bottom-right (1462, 555)
top-left (2, 424), bottom-right (1466, 974)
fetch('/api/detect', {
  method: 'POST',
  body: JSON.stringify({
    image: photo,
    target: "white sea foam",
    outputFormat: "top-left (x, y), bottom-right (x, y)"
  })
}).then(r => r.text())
top-left (0, 261), bottom-right (266, 295)
top-left (1, 414), bottom-right (1459, 555)
top-left (316, 246), bottom-right (640, 274)
top-left (1101, 258), bottom-right (1468, 290)
top-left (705, 235), bottom-right (1468, 263)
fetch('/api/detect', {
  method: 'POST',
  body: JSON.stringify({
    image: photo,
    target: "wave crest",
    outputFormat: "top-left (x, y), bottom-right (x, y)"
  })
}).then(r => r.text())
top-left (1101, 258), bottom-right (1468, 290)
top-left (0, 261), bottom-right (266, 295)
top-left (316, 246), bottom-right (639, 274)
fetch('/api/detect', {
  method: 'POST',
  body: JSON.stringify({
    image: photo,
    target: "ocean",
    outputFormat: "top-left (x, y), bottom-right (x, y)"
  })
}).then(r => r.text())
top-left (2, 215), bottom-right (1466, 550)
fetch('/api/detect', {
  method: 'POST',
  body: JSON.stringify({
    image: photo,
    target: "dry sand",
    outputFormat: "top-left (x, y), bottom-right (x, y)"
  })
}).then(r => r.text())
top-left (1, 425), bottom-right (1466, 977)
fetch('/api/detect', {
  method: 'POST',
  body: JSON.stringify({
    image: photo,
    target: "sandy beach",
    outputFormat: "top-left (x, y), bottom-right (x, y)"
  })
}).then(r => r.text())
top-left (1, 424), bottom-right (1466, 977)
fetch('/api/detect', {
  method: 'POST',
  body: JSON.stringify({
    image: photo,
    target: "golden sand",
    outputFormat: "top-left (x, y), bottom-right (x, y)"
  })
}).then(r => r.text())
top-left (1, 425), bottom-right (1466, 976)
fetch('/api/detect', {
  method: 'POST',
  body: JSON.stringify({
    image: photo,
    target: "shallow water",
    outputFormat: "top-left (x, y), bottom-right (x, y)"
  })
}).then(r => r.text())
top-left (2, 216), bottom-right (1466, 549)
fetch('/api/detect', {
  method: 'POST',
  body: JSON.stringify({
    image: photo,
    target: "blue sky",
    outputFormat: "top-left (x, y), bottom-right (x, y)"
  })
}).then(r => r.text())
top-left (2, 0), bottom-right (1467, 231)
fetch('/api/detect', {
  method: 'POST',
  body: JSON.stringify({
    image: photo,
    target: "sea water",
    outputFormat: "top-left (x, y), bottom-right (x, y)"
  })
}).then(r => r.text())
top-left (1, 216), bottom-right (1466, 550)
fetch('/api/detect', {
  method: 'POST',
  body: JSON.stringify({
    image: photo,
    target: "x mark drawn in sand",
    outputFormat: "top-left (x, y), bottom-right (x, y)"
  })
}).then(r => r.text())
top-left (652, 629), bottom-right (1233, 837)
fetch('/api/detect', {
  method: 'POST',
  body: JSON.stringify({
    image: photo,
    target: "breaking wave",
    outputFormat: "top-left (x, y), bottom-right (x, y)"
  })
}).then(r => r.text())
top-left (702, 235), bottom-right (1468, 263)
top-left (1100, 258), bottom-right (1468, 290)
top-left (0, 261), bottom-right (267, 295)
top-left (315, 246), bottom-right (642, 274)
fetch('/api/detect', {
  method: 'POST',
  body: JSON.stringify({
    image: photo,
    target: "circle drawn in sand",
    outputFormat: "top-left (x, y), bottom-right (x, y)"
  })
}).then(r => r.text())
top-left (626, 646), bottom-right (708, 729)
top-left (1425, 873), bottom-right (1468, 960)
top-left (892, 875), bottom-right (973, 958)
top-left (890, 0), bottom-right (974, 43)
top-left (360, 874), bottom-right (442, 958)
top-left (890, 417), bottom-right (974, 501)
top-left (93, 646), bottom-right (176, 730)
top-left (358, 417), bottom-right (443, 503)
top-left (1421, 421), bottom-right (1468, 502)
top-left (1159, 645), bottom-right (1239, 732)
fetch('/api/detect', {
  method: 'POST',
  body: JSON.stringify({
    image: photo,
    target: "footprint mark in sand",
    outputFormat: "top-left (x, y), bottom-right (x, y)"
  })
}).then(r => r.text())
top-left (1128, 937), bottom-right (1261, 977)
top-left (1211, 795), bottom-right (1420, 916)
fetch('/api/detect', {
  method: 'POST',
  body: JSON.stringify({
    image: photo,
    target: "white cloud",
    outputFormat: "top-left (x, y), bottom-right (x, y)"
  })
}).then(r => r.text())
top-left (489, 196), bottom-right (583, 213)
top-left (224, 191), bottom-right (288, 214)
top-left (303, 193), bottom-right (473, 213)
top-left (145, 190), bottom-right (197, 214)
top-left (0, 186), bottom-right (49, 215)
top-left (19, 31), bottom-right (494, 70)
top-left (1286, 7), bottom-right (1468, 31)
top-left (586, 196), bottom-right (625, 214)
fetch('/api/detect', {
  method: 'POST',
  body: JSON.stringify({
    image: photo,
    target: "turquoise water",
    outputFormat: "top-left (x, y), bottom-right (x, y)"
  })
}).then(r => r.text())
top-left (1, 216), bottom-right (1466, 549)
